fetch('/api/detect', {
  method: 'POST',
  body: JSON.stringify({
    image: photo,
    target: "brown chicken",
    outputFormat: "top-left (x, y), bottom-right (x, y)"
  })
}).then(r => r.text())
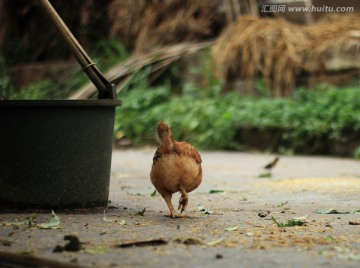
top-left (150, 121), bottom-right (202, 218)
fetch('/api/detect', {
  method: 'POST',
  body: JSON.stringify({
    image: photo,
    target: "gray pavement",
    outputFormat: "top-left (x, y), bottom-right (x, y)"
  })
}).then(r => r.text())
top-left (1, 148), bottom-right (360, 267)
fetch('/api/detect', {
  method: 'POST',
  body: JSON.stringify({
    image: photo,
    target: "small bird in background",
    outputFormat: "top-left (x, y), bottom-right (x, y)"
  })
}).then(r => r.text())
top-left (264, 156), bottom-right (280, 172)
top-left (150, 121), bottom-right (202, 218)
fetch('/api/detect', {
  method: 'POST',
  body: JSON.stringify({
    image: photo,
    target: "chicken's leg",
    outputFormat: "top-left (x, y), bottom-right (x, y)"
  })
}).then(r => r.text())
top-left (162, 191), bottom-right (187, 218)
top-left (178, 185), bottom-right (189, 213)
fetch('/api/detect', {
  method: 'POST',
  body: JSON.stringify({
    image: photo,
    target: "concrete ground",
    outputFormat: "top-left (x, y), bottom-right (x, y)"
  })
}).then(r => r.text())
top-left (1, 148), bottom-right (360, 267)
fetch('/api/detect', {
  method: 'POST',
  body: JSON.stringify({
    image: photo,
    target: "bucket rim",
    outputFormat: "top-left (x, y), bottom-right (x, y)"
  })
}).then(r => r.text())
top-left (0, 99), bottom-right (122, 107)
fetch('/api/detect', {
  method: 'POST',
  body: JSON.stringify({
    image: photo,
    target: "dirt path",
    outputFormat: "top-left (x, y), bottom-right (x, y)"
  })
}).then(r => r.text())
top-left (1, 148), bottom-right (359, 267)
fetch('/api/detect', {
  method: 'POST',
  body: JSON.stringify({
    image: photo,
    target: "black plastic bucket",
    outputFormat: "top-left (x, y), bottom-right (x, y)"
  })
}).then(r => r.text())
top-left (0, 99), bottom-right (121, 209)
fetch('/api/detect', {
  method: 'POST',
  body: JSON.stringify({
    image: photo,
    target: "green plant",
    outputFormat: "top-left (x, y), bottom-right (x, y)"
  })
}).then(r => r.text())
top-left (114, 83), bottom-right (360, 153)
top-left (181, 47), bottom-right (223, 98)
top-left (93, 39), bottom-right (130, 68)
top-left (9, 80), bottom-right (55, 100)
top-left (5, 39), bottom-right (130, 100)
top-left (56, 38), bottom-right (130, 99)
top-left (354, 147), bottom-right (360, 160)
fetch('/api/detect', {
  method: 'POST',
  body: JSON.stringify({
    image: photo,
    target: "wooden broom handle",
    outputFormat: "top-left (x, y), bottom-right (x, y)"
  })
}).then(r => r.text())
top-left (37, 0), bottom-right (116, 99)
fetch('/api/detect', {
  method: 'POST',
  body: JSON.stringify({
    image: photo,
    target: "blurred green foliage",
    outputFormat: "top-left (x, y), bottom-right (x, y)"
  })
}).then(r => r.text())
top-left (3, 38), bottom-right (129, 100)
top-left (354, 147), bottom-right (360, 160)
top-left (2, 41), bottom-right (360, 157)
top-left (115, 84), bottom-right (360, 156)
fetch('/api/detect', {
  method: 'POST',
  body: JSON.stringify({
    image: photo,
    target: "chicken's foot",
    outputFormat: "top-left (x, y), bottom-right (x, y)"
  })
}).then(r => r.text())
top-left (162, 192), bottom-right (187, 218)
top-left (178, 186), bottom-right (189, 213)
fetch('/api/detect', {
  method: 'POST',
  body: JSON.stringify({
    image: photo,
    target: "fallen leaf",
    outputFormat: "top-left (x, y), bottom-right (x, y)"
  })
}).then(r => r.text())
top-left (81, 248), bottom-right (107, 254)
top-left (258, 172), bottom-right (272, 178)
top-left (271, 216), bottom-right (306, 227)
top-left (334, 246), bottom-right (360, 261)
top-left (17, 249), bottom-right (34, 255)
top-left (277, 201), bottom-right (288, 207)
top-left (151, 190), bottom-right (157, 197)
top-left (315, 208), bottom-right (350, 214)
top-left (118, 220), bottom-right (127, 225)
top-left (325, 235), bottom-right (334, 242)
top-left (112, 171), bottom-right (129, 179)
top-left (127, 192), bottom-right (145, 196)
top-left (224, 226), bottom-right (239, 232)
top-left (2, 217), bottom-right (36, 228)
top-left (206, 238), bottom-right (223, 246)
top-left (345, 254), bottom-right (360, 261)
top-left (37, 211), bottom-right (61, 229)
top-left (209, 190), bottom-right (225, 194)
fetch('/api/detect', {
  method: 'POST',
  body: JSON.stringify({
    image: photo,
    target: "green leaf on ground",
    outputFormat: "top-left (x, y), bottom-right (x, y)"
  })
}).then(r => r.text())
top-left (2, 217), bottom-right (36, 228)
top-left (258, 172), bottom-right (272, 178)
top-left (17, 249), bottom-right (34, 255)
top-left (209, 190), bottom-right (225, 194)
top-left (206, 238), bottom-right (223, 246)
top-left (81, 248), bottom-right (108, 254)
top-left (28, 217), bottom-right (36, 227)
top-left (118, 220), bottom-right (127, 225)
top-left (271, 216), bottom-right (306, 227)
top-left (315, 208), bottom-right (350, 214)
top-left (151, 190), bottom-right (157, 197)
top-left (326, 235), bottom-right (334, 242)
top-left (37, 211), bottom-right (61, 229)
top-left (334, 246), bottom-right (360, 261)
top-left (277, 201), bottom-right (288, 207)
top-left (224, 225), bottom-right (239, 232)
top-left (128, 192), bottom-right (146, 196)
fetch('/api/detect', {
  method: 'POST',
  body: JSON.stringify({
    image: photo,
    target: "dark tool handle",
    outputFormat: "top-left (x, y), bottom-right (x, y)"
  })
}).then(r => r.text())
top-left (37, 0), bottom-right (116, 99)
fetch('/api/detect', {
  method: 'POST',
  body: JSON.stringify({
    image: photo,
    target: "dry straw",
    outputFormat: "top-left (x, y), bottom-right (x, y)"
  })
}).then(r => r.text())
top-left (108, 0), bottom-right (223, 54)
top-left (212, 15), bottom-right (360, 97)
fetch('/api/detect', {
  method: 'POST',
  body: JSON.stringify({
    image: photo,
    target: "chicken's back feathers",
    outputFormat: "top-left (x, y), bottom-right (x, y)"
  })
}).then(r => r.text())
top-left (174, 141), bottom-right (202, 164)
top-left (153, 141), bottom-right (202, 164)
